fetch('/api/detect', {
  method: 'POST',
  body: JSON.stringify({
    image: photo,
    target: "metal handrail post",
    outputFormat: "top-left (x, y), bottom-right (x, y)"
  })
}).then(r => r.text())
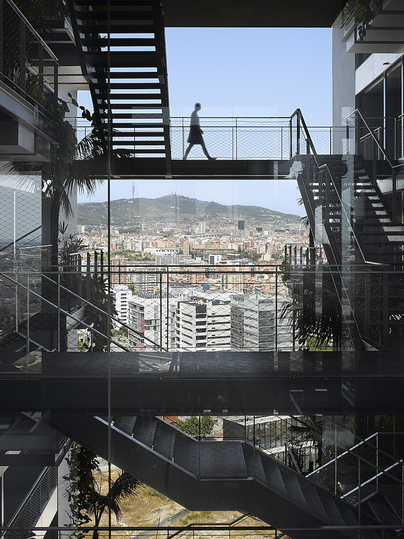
top-left (159, 272), bottom-right (163, 349)
top-left (26, 272), bottom-right (30, 358)
top-left (334, 424), bottom-right (338, 496)
top-left (376, 433), bottom-right (379, 492)
top-left (166, 266), bottom-right (169, 350)
top-left (280, 125), bottom-right (283, 159)
top-left (57, 271), bottom-right (61, 352)
top-left (289, 116), bottom-right (293, 158)
top-left (235, 117), bottom-right (238, 160)
top-left (19, 18), bottom-right (26, 91)
top-left (275, 266), bottom-right (278, 350)
top-left (358, 456), bottom-right (361, 539)
top-left (297, 112), bottom-right (301, 155)
top-left (393, 168), bottom-right (397, 221)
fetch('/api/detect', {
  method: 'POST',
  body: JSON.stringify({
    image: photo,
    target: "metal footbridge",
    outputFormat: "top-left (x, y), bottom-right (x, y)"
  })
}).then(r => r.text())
top-left (2, 350), bottom-right (404, 416)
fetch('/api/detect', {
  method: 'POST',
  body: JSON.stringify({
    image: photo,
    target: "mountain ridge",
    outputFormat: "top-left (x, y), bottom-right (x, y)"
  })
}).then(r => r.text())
top-left (78, 194), bottom-right (302, 227)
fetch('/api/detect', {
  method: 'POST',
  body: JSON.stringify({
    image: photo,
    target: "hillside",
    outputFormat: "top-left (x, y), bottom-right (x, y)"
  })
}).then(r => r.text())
top-left (78, 194), bottom-right (301, 228)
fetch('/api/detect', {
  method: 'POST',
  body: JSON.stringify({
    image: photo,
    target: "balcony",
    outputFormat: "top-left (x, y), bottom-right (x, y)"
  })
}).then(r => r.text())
top-left (0, 0), bottom-right (61, 161)
top-left (343, 0), bottom-right (404, 54)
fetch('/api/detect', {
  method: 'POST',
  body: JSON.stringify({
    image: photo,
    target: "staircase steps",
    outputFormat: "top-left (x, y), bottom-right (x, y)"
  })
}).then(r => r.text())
top-left (69, 0), bottom-right (171, 167)
top-left (152, 420), bottom-right (176, 459)
top-left (260, 454), bottom-right (289, 496)
top-left (113, 416), bottom-right (137, 435)
top-left (297, 150), bottom-right (404, 348)
top-left (50, 413), bottom-right (395, 538)
top-left (132, 417), bottom-right (157, 447)
top-left (362, 492), bottom-right (402, 526)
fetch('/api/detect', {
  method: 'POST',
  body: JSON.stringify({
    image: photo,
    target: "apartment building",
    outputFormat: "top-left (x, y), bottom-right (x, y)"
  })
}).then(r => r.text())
top-left (231, 294), bottom-right (292, 351)
top-left (175, 298), bottom-right (231, 351)
top-left (1, 1), bottom-right (404, 537)
top-left (111, 284), bottom-right (132, 327)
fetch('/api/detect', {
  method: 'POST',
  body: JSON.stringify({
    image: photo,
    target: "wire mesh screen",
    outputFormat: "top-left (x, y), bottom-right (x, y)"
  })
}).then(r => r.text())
top-left (1, 0), bottom-right (58, 111)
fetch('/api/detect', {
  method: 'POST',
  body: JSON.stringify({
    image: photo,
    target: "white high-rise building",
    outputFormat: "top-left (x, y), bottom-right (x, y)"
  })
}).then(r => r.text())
top-left (230, 294), bottom-right (292, 351)
top-left (128, 294), bottom-right (178, 351)
top-left (175, 298), bottom-right (231, 351)
top-left (112, 284), bottom-right (132, 328)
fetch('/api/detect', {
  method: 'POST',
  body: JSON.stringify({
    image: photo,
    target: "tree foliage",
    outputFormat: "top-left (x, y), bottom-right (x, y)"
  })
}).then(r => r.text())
top-left (176, 416), bottom-right (214, 438)
top-left (281, 269), bottom-right (343, 350)
top-left (64, 444), bottom-right (139, 539)
top-left (342, 0), bottom-right (376, 39)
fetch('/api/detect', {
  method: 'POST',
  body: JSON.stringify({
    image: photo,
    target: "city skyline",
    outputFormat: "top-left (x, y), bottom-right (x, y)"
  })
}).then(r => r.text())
top-left (77, 27), bottom-right (331, 217)
top-left (79, 180), bottom-right (305, 217)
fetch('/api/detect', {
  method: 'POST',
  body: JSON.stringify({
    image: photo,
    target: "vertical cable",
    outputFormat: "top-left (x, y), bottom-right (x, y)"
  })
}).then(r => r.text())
top-left (106, 1), bottom-right (112, 538)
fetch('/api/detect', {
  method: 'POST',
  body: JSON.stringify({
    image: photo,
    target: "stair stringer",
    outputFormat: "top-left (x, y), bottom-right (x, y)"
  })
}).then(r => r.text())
top-left (49, 413), bottom-right (376, 539)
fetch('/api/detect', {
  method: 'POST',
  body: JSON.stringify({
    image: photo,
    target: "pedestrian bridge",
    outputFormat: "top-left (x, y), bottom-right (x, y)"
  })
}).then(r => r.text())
top-left (77, 115), bottom-right (349, 179)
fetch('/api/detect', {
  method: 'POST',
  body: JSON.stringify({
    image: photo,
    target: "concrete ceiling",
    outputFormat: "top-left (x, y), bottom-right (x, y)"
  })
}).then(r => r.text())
top-left (162, 0), bottom-right (343, 28)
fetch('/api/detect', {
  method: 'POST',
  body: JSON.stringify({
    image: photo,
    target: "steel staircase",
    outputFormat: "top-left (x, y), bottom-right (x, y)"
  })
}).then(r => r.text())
top-left (50, 413), bottom-right (394, 539)
top-left (67, 0), bottom-right (171, 173)
top-left (293, 109), bottom-right (404, 350)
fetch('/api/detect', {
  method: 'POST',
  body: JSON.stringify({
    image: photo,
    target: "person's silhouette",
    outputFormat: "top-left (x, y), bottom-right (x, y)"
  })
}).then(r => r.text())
top-left (183, 103), bottom-right (216, 160)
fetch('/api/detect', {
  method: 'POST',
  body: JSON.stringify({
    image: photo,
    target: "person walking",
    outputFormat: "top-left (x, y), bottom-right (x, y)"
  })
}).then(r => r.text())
top-left (183, 103), bottom-right (216, 160)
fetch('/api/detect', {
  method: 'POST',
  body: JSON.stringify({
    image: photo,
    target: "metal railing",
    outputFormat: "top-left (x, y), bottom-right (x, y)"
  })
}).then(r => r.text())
top-left (75, 118), bottom-right (347, 161)
top-left (4, 465), bottom-right (57, 539)
top-left (1, 261), bottom-right (403, 368)
top-left (308, 431), bottom-right (404, 526)
top-left (0, 0), bottom-right (59, 113)
top-left (346, 109), bottom-right (404, 221)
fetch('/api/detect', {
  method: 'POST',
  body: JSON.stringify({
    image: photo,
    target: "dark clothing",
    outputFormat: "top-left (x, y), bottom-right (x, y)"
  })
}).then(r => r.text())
top-left (187, 125), bottom-right (203, 145)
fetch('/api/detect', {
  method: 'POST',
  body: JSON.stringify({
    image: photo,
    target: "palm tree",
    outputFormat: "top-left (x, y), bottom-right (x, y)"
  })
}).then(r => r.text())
top-left (41, 97), bottom-right (106, 272)
top-left (87, 471), bottom-right (139, 539)
top-left (65, 445), bottom-right (139, 539)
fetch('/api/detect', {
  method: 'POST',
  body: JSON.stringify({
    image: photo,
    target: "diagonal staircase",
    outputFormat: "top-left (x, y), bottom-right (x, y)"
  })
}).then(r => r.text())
top-left (294, 109), bottom-right (404, 351)
top-left (50, 413), bottom-right (388, 539)
top-left (67, 0), bottom-right (171, 173)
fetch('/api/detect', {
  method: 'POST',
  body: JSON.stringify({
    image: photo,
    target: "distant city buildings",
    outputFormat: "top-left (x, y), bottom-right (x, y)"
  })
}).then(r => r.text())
top-left (79, 206), bottom-right (306, 352)
top-left (176, 297), bottom-right (231, 351)
top-left (231, 294), bottom-right (291, 351)
top-left (112, 284), bottom-right (132, 327)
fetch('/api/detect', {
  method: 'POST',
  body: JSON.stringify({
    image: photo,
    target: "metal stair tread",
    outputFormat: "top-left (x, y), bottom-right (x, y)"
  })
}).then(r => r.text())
top-left (113, 415), bottom-right (137, 435)
top-left (133, 418), bottom-right (157, 447)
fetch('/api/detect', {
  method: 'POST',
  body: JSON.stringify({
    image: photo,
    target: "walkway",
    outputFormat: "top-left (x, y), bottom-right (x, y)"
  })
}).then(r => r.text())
top-left (2, 350), bottom-right (404, 415)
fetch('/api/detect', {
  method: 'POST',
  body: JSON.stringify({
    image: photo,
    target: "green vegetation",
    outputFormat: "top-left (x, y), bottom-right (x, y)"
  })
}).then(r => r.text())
top-left (175, 416), bottom-right (215, 438)
top-left (342, 0), bottom-right (375, 39)
top-left (64, 445), bottom-right (139, 539)
top-left (237, 248), bottom-right (261, 262)
top-left (144, 486), bottom-right (166, 500)
top-left (180, 511), bottom-right (213, 525)
top-left (111, 327), bottom-right (128, 339)
top-left (113, 250), bottom-right (155, 261)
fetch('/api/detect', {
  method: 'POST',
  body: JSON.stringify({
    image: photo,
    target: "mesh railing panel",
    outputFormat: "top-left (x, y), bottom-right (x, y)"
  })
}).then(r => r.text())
top-left (5, 466), bottom-right (57, 539)
top-left (76, 120), bottom-right (346, 160)
top-left (1, 0), bottom-right (58, 112)
top-left (2, 262), bottom-right (401, 366)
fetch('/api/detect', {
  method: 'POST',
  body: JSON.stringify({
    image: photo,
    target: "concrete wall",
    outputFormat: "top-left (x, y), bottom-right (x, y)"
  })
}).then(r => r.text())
top-left (332, 12), bottom-right (355, 127)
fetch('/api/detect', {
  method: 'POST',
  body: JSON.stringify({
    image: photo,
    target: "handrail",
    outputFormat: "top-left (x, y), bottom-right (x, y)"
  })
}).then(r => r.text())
top-left (346, 109), bottom-right (404, 171)
top-left (285, 440), bottom-right (302, 474)
top-left (5, 465), bottom-right (57, 533)
top-left (308, 432), bottom-right (401, 476)
top-left (38, 270), bottom-right (165, 350)
top-left (0, 271), bottom-right (164, 353)
top-left (290, 108), bottom-right (384, 268)
top-left (0, 226), bottom-right (42, 254)
top-left (5, 0), bottom-right (59, 63)
top-left (1, 259), bottom-right (165, 351)
top-left (341, 459), bottom-right (403, 500)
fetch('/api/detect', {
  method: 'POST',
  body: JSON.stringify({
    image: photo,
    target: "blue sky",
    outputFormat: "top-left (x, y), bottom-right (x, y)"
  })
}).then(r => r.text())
top-left (78, 27), bottom-right (332, 217)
